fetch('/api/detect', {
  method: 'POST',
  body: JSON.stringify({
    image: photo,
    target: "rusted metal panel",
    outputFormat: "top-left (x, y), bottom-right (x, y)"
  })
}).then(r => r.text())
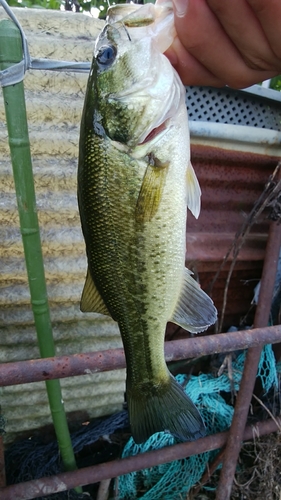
top-left (184, 143), bottom-right (281, 330)
top-left (188, 145), bottom-right (279, 257)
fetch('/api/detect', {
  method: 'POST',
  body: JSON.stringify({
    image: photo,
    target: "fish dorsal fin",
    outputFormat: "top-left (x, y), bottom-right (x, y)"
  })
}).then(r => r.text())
top-left (170, 268), bottom-right (217, 333)
top-left (80, 268), bottom-right (111, 316)
top-left (186, 161), bottom-right (201, 219)
top-left (136, 154), bottom-right (169, 223)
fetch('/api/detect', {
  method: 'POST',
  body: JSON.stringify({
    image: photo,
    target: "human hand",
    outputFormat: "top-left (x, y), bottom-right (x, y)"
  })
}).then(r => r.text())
top-left (162, 0), bottom-right (281, 88)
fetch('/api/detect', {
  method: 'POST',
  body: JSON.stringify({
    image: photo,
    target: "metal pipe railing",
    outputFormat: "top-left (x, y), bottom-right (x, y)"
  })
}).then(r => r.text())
top-left (216, 214), bottom-right (281, 499)
top-left (0, 416), bottom-right (280, 500)
top-left (0, 325), bottom-right (281, 387)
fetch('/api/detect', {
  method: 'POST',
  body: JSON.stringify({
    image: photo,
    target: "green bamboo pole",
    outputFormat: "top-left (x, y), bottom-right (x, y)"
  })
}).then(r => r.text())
top-left (0, 19), bottom-right (81, 488)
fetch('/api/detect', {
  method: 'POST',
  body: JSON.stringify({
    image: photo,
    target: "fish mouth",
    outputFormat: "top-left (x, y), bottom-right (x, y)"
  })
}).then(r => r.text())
top-left (139, 121), bottom-right (167, 145)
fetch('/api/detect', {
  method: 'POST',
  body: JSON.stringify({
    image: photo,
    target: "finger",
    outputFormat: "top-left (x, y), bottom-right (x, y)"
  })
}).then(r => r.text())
top-left (165, 36), bottom-right (225, 87)
top-left (207, 0), bottom-right (280, 71)
top-left (247, 0), bottom-right (281, 59)
top-left (173, 0), bottom-right (277, 88)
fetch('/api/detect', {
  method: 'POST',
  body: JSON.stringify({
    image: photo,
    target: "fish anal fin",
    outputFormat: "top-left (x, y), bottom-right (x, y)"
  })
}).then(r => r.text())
top-left (171, 268), bottom-right (217, 333)
top-left (128, 373), bottom-right (205, 444)
top-left (80, 268), bottom-right (110, 316)
top-left (186, 161), bottom-right (201, 219)
top-left (136, 153), bottom-right (169, 223)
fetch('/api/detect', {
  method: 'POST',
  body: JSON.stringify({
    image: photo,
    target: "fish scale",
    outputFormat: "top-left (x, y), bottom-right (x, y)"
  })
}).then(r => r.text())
top-left (85, 169), bottom-right (164, 392)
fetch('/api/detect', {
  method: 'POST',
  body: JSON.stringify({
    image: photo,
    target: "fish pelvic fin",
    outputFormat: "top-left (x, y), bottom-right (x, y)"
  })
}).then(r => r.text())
top-left (127, 374), bottom-right (205, 444)
top-left (171, 268), bottom-right (217, 333)
top-left (186, 161), bottom-right (201, 219)
top-left (80, 268), bottom-right (111, 316)
top-left (135, 154), bottom-right (169, 223)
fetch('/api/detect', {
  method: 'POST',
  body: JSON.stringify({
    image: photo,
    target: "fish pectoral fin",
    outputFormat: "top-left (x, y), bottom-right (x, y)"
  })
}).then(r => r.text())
top-left (170, 268), bottom-right (217, 333)
top-left (135, 154), bottom-right (169, 223)
top-left (186, 161), bottom-right (201, 219)
top-left (80, 268), bottom-right (111, 316)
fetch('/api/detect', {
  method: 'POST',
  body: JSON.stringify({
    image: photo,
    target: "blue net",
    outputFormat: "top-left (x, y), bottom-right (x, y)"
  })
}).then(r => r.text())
top-left (118, 344), bottom-right (278, 499)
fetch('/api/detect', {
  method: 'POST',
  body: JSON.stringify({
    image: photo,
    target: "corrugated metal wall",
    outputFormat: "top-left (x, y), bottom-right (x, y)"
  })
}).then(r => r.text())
top-left (0, 7), bottom-right (126, 443)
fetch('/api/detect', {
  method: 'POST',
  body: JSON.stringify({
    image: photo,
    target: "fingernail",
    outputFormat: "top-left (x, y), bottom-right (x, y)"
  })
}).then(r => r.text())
top-left (173, 0), bottom-right (188, 18)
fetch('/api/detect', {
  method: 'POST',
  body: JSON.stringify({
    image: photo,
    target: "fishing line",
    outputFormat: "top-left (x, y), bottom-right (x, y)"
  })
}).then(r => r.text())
top-left (122, 22), bottom-right (132, 42)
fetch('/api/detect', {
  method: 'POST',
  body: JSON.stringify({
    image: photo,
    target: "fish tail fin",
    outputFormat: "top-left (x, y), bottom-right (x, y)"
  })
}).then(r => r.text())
top-left (127, 374), bottom-right (205, 444)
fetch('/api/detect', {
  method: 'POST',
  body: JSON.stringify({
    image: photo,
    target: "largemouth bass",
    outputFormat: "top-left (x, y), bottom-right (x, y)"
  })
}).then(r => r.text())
top-left (78, 2), bottom-right (217, 444)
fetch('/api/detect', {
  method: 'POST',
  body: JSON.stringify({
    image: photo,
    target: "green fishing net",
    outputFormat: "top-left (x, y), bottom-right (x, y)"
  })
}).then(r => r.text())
top-left (118, 344), bottom-right (278, 499)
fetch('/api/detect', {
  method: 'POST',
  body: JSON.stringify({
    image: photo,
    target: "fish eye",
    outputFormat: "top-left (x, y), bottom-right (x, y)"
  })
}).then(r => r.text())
top-left (96, 45), bottom-right (117, 66)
